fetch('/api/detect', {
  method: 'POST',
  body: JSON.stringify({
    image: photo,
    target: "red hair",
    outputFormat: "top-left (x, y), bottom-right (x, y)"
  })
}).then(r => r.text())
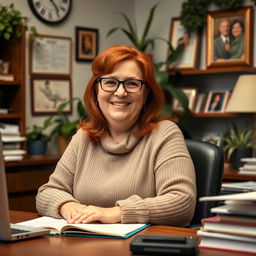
top-left (79, 45), bottom-right (165, 143)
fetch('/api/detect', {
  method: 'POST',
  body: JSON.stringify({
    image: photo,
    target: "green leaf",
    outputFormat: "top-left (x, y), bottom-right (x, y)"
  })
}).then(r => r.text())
top-left (141, 3), bottom-right (159, 44)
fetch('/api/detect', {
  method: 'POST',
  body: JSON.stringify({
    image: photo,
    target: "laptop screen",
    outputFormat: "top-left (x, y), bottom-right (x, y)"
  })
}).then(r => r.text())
top-left (0, 134), bottom-right (13, 239)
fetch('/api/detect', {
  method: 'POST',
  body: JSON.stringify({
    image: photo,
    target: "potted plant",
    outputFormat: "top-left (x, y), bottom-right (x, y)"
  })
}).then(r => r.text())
top-left (107, 3), bottom-right (159, 52)
top-left (50, 98), bottom-right (87, 154)
top-left (0, 3), bottom-right (37, 41)
top-left (26, 117), bottom-right (53, 156)
top-left (221, 125), bottom-right (253, 169)
top-left (106, 3), bottom-right (189, 116)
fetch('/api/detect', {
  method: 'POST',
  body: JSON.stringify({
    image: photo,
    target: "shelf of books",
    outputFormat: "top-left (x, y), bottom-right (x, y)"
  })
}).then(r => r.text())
top-left (198, 192), bottom-right (256, 254)
top-left (0, 27), bottom-right (26, 162)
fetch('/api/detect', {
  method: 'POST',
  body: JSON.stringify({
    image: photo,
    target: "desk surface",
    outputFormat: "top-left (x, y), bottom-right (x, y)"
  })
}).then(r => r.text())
top-left (0, 211), bottom-right (249, 256)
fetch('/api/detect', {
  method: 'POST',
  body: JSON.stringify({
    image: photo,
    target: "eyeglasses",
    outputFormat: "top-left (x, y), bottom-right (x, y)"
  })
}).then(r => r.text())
top-left (97, 77), bottom-right (145, 93)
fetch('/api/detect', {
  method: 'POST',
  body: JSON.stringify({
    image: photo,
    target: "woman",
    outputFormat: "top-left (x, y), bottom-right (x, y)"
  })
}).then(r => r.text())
top-left (230, 19), bottom-right (245, 60)
top-left (36, 45), bottom-right (196, 226)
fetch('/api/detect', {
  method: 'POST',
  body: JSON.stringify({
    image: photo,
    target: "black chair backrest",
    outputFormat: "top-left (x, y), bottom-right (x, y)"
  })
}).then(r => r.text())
top-left (185, 139), bottom-right (224, 225)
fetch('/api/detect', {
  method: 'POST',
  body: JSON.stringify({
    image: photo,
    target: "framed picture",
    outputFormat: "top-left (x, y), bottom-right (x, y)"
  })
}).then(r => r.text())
top-left (172, 88), bottom-right (197, 111)
top-left (204, 91), bottom-right (230, 113)
top-left (75, 27), bottom-right (99, 62)
top-left (168, 18), bottom-right (201, 70)
top-left (31, 77), bottom-right (72, 115)
top-left (206, 6), bottom-right (253, 68)
top-left (29, 34), bottom-right (72, 76)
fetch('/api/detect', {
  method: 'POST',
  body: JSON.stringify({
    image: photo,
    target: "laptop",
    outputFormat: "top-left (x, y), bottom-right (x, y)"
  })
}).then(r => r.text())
top-left (0, 135), bottom-right (49, 241)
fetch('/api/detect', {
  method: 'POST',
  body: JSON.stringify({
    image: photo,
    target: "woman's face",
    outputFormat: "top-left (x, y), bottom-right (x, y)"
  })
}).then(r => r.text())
top-left (232, 22), bottom-right (243, 38)
top-left (97, 59), bottom-right (148, 132)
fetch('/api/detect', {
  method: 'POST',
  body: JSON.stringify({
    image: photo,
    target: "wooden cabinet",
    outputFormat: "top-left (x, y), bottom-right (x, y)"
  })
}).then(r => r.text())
top-left (5, 156), bottom-right (59, 212)
top-left (0, 26), bottom-right (26, 136)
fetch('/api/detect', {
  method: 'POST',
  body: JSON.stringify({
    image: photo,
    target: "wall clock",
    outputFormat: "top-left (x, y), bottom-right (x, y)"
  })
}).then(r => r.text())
top-left (28, 0), bottom-right (72, 25)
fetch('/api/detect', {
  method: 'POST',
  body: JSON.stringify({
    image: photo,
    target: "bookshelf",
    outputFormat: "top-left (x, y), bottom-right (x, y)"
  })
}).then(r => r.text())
top-left (0, 26), bottom-right (25, 136)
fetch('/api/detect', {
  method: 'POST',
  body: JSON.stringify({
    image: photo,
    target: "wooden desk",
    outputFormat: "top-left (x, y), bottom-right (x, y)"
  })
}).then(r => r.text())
top-left (0, 211), bottom-right (249, 256)
top-left (223, 163), bottom-right (256, 181)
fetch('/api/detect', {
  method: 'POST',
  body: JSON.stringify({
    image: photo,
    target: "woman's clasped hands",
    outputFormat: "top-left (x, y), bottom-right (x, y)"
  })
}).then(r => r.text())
top-left (60, 201), bottom-right (122, 224)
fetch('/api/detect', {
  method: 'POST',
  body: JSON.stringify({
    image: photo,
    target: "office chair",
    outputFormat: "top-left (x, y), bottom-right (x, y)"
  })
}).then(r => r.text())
top-left (185, 139), bottom-right (224, 225)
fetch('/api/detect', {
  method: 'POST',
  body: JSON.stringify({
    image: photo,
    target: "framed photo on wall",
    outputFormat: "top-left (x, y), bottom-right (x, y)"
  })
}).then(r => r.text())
top-left (31, 77), bottom-right (72, 115)
top-left (75, 27), bottom-right (99, 62)
top-left (172, 88), bottom-right (197, 112)
top-left (168, 18), bottom-right (200, 70)
top-left (29, 34), bottom-right (72, 76)
top-left (206, 6), bottom-right (253, 68)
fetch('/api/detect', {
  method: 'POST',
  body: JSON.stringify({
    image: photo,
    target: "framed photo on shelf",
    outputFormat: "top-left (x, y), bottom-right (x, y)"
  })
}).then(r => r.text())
top-left (168, 17), bottom-right (200, 70)
top-left (172, 88), bottom-right (197, 112)
top-left (75, 27), bottom-right (99, 62)
top-left (206, 6), bottom-right (253, 68)
top-left (31, 77), bottom-right (72, 115)
top-left (29, 34), bottom-right (72, 76)
top-left (204, 91), bottom-right (230, 113)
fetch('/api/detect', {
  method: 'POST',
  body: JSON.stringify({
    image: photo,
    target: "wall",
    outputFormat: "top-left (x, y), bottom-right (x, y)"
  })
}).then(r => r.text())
top-left (1, 0), bottom-right (255, 152)
top-left (135, 0), bottom-right (255, 140)
top-left (0, 0), bottom-right (135, 155)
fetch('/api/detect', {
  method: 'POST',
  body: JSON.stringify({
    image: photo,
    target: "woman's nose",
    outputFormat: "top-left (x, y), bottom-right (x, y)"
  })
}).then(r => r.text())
top-left (114, 83), bottom-right (127, 96)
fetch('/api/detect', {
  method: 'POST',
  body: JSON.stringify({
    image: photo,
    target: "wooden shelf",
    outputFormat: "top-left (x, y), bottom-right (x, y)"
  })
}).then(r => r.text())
top-left (173, 111), bottom-right (250, 118)
top-left (0, 113), bottom-right (22, 119)
top-left (5, 155), bottom-right (60, 167)
top-left (170, 66), bottom-right (256, 75)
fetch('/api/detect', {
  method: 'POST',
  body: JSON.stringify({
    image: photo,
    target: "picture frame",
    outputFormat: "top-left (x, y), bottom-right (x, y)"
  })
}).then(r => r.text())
top-left (168, 17), bottom-right (201, 70)
top-left (204, 91), bottom-right (231, 113)
top-left (172, 88), bottom-right (197, 112)
top-left (29, 34), bottom-right (72, 76)
top-left (75, 27), bottom-right (99, 62)
top-left (31, 77), bottom-right (72, 115)
top-left (206, 6), bottom-right (253, 68)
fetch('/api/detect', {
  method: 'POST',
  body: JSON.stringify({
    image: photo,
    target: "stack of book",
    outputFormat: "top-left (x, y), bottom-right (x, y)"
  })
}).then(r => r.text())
top-left (197, 191), bottom-right (256, 254)
top-left (238, 157), bottom-right (256, 175)
top-left (0, 122), bottom-right (26, 161)
top-left (221, 181), bottom-right (256, 194)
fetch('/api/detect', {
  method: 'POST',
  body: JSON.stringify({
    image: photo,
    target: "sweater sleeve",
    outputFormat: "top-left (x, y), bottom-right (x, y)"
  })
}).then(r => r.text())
top-left (116, 122), bottom-right (196, 226)
top-left (36, 130), bottom-right (82, 218)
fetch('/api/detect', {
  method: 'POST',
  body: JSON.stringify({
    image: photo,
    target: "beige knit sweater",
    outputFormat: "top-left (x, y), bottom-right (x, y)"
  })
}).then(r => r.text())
top-left (36, 120), bottom-right (196, 226)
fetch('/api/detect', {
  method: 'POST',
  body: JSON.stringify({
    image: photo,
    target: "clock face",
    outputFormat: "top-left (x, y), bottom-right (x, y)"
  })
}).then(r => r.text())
top-left (28, 0), bottom-right (72, 25)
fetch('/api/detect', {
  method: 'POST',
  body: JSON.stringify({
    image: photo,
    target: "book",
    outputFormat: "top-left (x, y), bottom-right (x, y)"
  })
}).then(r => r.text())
top-left (194, 93), bottom-right (206, 113)
top-left (217, 215), bottom-right (256, 224)
top-left (241, 158), bottom-right (256, 165)
top-left (239, 168), bottom-right (256, 175)
top-left (0, 73), bottom-right (14, 81)
top-left (1, 135), bottom-right (26, 143)
top-left (221, 181), bottom-right (256, 193)
top-left (0, 122), bottom-right (20, 135)
top-left (3, 149), bottom-right (26, 156)
top-left (242, 164), bottom-right (256, 169)
top-left (201, 216), bottom-right (256, 237)
top-left (197, 230), bottom-right (256, 254)
top-left (199, 191), bottom-right (256, 202)
top-left (4, 155), bottom-right (24, 161)
top-left (17, 216), bottom-right (150, 239)
top-left (210, 203), bottom-right (256, 218)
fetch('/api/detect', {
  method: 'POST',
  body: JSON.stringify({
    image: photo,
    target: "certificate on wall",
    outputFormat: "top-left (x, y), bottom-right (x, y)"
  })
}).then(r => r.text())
top-left (29, 34), bottom-right (72, 76)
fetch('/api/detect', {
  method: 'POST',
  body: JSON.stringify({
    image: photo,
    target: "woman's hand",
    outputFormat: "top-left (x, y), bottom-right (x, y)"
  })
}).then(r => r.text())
top-left (68, 205), bottom-right (122, 224)
top-left (59, 202), bottom-right (87, 221)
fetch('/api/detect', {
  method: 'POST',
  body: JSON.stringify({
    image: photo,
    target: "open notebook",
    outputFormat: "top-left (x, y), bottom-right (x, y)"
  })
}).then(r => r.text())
top-left (18, 216), bottom-right (150, 239)
top-left (0, 134), bottom-right (49, 241)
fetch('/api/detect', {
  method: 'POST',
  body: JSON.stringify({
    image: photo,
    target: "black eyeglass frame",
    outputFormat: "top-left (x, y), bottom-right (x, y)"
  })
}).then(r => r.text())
top-left (97, 77), bottom-right (146, 93)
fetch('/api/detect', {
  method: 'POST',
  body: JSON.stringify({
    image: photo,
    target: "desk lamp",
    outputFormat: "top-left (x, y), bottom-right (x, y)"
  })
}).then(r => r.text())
top-left (225, 74), bottom-right (256, 155)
